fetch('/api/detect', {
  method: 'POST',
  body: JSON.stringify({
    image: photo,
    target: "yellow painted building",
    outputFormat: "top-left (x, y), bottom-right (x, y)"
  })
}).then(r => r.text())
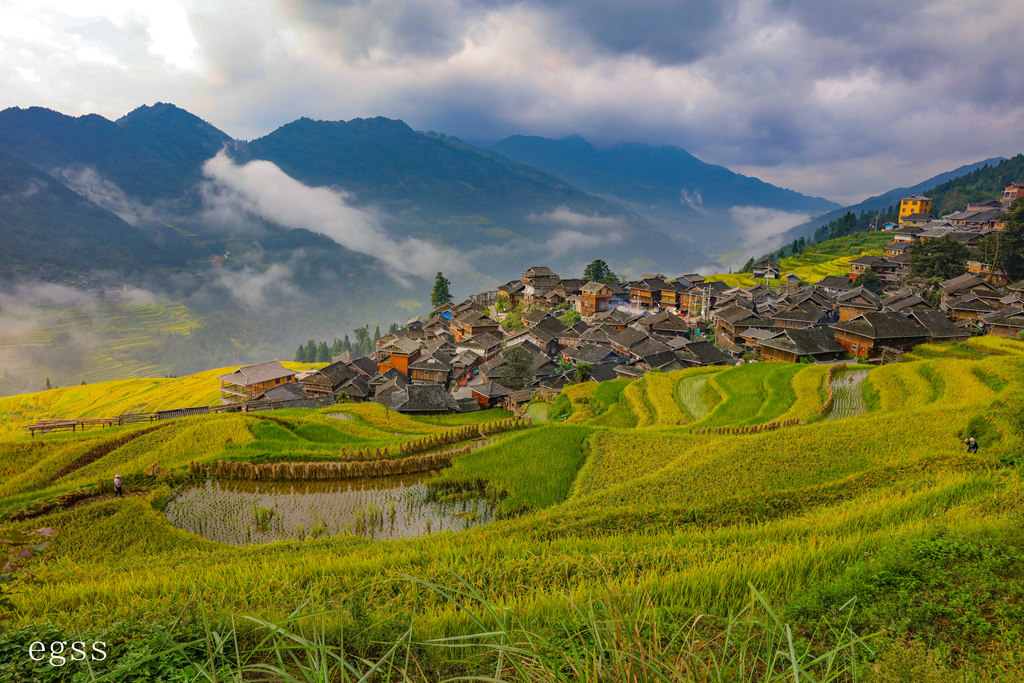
top-left (898, 195), bottom-right (932, 224)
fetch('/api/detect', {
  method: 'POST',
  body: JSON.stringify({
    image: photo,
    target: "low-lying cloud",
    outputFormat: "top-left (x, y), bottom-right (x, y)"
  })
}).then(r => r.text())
top-left (728, 206), bottom-right (811, 266)
top-left (201, 152), bottom-right (466, 281)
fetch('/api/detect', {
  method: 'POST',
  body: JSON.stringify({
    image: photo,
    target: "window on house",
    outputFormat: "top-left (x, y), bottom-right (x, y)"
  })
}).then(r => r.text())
top-left (851, 344), bottom-right (858, 351)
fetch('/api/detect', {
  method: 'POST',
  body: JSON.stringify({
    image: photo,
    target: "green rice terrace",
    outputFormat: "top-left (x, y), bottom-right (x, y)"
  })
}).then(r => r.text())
top-left (2, 335), bottom-right (1024, 680)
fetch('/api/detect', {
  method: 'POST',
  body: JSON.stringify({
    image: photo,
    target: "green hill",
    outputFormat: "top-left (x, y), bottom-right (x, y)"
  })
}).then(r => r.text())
top-left (1, 337), bottom-right (1022, 679)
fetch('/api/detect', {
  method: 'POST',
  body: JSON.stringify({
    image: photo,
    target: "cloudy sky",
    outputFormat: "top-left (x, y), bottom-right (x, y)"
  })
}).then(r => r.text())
top-left (2, 0), bottom-right (1022, 204)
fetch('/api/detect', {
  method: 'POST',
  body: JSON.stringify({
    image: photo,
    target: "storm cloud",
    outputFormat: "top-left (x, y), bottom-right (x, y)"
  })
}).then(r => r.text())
top-left (1, 0), bottom-right (1023, 203)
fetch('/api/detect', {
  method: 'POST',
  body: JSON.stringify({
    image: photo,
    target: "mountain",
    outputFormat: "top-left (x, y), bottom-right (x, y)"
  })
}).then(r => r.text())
top-left (0, 143), bottom-right (158, 276)
top-left (775, 156), bottom-right (1006, 244)
top-left (489, 134), bottom-right (841, 247)
top-left (0, 104), bottom-right (233, 206)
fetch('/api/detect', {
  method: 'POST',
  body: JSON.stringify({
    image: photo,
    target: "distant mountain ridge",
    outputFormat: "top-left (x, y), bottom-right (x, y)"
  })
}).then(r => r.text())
top-left (489, 134), bottom-right (840, 246)
top-left (775, 156), bottom-right (1006, 245)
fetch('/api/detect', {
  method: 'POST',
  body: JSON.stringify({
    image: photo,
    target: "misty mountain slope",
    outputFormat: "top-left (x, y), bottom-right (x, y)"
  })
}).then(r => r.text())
top-left (0, 104), bottom-right (232, 205)
top-left (776, 156), bottom-right (1006, 244)
top-left (0, 143), bottom-right (158, 276)
top-left (488, 135), bottom-right (840, 247)
top-left (241, 118), bottom-right (624, 229)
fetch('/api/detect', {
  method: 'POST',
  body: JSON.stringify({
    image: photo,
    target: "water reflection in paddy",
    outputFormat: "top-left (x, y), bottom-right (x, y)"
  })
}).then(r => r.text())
top-left (164, 472), bottom-right (493, 545)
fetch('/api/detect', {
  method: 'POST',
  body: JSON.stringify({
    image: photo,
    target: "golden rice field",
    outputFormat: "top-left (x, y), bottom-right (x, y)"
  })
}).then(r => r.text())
top-left (705, 231), bottom-right (890, 287)
top-left (0, 299), bottom-right (206, 394)
top-left (2, 334), bottom-right (1023, 680)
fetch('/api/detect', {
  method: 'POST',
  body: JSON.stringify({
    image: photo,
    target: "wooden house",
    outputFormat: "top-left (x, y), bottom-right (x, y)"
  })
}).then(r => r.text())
top-left (299, 361), bottom-right (357, 398)
top-left (408, 353), bottom-right (452, 385)
top-left (217, 360), bottom-right (297, 403)
top-left (848, 255), bottom-right (900, 282)
top-left (657, 281), bottom-right (687, 310)
top-left (713, 304), bottom-right (765, 346)
top-left (376, 337), bottom-right (422, 376)
top-left (451, 310), bottom-right (501, 341)
top-left (524, 316), bottom-right (569, 356)
top-left (751, 259), bottom-right (781, 280)
top-left (470, 382), bottom-right (514, 409)
top-left (522, 266), bottom-right (558, 282)
top-left (455, 332), bottom-right (504, 361)
top-left (981, 306), bottom-right (1024, 337)
top-left (757, 327), bottom-right (843, 363)
top-left (836, 287), bottom-right (881, 321)
top-left (628, 278), bottom-right (666, 309)
top-left (881, 290), bottom-right (933, 312)
top-left (674, 273), bottom-right (706, 289)
top-left (938, 274), bottom-right (1002, 308)
top-left (635, 309), bottom-right (690, 337)
top-left (831, 312), bottom-right (929, 359)
top-left (498, 280), bottom-right (527, 306)
top-left (942, 294), bottom-right (998, 323)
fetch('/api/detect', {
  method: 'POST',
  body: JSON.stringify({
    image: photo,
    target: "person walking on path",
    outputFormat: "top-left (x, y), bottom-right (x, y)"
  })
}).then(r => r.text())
top-left (114, 474), bottom-right (123, 498)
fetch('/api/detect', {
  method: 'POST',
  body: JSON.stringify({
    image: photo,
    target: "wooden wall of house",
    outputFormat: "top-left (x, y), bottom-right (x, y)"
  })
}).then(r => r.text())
top-left (759, 345), bottom-right (797, 362)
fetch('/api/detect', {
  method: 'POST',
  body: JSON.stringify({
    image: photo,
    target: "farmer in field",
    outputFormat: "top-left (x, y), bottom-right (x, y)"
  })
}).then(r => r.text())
top-left (963, 438), bottom-right (978, 453)
top-left (114, 474), bottom-right (123, 498)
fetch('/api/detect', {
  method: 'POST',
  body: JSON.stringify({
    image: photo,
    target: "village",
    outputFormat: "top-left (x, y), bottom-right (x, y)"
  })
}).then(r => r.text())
top-left (218, 183), bottom-right (1024, 416)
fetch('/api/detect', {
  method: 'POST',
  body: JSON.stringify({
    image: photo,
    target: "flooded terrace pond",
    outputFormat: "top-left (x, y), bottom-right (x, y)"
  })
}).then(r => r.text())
top-left (164, 472), bottom-right (494, 545)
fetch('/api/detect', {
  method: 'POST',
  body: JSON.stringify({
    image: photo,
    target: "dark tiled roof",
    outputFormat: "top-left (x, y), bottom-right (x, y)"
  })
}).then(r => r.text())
top-left (836, 287), bottom-right (881, 307)
top-left (348, 356), bottom-right (380, 377)
top-left (393, 385), bottom-right (459, 413)
top-left (759, 326), bottom-right (842, 356)
top-left (409, 353), bottom-right (452, 372)
top-left (907, 309), bottom-right (969, 338)
top-left (472, 382), bottom-right (513, 398)
top-left (680, 341), bottom-right (731, 365)
top-left (218, 360), bottom-right (296, 386)
top-left (831, 312), bottom-right (929, 340)
top-left (565, 343), bottom-right (621, 364)
top-left (939, 273), bottom-right (986, 294)
top-left (258, 382), bottom-right (307, 401)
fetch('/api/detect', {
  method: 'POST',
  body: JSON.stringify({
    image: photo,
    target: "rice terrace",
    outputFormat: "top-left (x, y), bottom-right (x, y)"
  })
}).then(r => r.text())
top-left (1, 335), bottom-right (1023, 681)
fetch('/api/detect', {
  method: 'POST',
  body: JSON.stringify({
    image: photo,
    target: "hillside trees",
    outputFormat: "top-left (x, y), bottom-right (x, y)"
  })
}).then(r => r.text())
top-left (909, 237), bottom-right (969, 280)
top-left (499, 346), bottom-right (532, 389)
top-left (854, 270), bottom-right (885, 295)
top-left (976, 198), bottom-right (1024, 281)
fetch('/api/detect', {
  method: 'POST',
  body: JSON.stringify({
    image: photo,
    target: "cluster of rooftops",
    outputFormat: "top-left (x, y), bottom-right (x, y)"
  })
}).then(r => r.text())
top-left (218, 228), bottom-right (1024, 413)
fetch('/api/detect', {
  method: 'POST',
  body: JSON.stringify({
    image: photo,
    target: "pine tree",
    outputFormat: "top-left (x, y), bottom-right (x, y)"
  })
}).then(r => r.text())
top-left (431, 272), bottom-right (452, 308)
top-left (583, 259), bottom-right (616, 283)
top-left (295, 344), bottom-right (307, 362)
top-left (342, 335), bottom-right (352, 352)
top-left (317, 341), bottom-right (330, 362)
top-left (388, 322), bottom-right (399, 333)
top-left (373, 326), bottom-right (381, 343)
top-left (45, 377), bottom-right (51, 390)
top-left (304, 339), bottom-right (317, 363)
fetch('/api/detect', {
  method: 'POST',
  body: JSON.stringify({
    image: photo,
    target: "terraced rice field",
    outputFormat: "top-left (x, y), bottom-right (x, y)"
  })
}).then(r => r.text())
top-left (0, 298), bottom-right (204, 393)
top-left (826, 368), bottom-right (870, 420)
top-left (675, 371), bottom-right (717, 419)
top-left (4, 336), bottom-right (1024, 680)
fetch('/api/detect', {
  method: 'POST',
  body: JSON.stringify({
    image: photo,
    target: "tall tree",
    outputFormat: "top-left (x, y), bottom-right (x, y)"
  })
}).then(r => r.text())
top-left (316, 341), bottom-right (331, 363)
top-left (353, 326), bottom-right (370, 354)
top-left (431, 272), bottom-right (452, 308)
top-left (341, 335), bottom-right (352, 353)
top-left (573, 362), bottom-right (593, 383)
top-left (303, 339), bottom-right (317, 363)
top-left (977, 198), bottom-right (1024, 282)
top-left (499, 346), bottom-right (533, 390)
top-left (294, 344), bottom-right (307, 363)
top-left (583, 259), bottom-right (616, 283)
top-left (854, 269), bottom-right (885, 295)
top-left (909, 237), bottom-right (969, 280)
